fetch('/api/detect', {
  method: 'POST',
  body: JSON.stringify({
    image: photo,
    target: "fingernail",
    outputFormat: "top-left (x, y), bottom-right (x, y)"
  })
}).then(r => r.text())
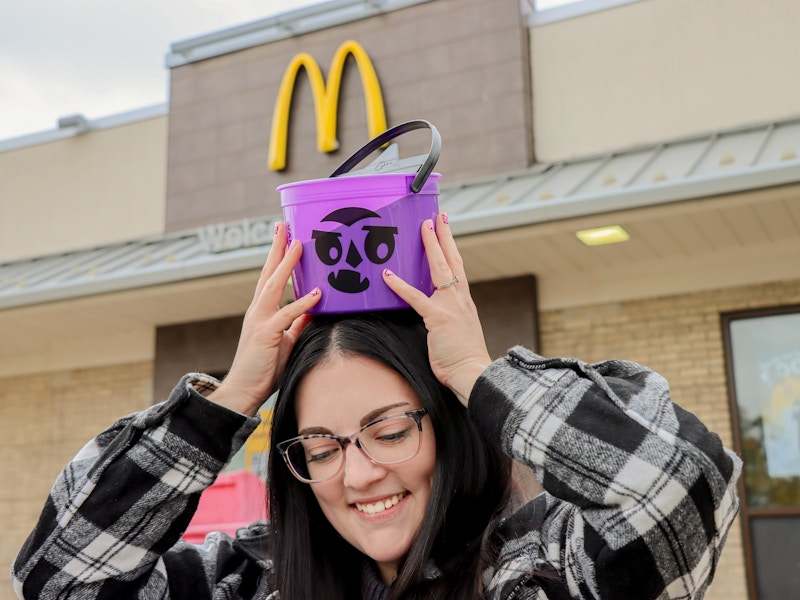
top-left (441, 212), bottom-right (449, 225)
top-left (425, 219), bottom-right (434, 231)
top-left (274, 222), bottom-right (280, 236)
top-left (309, 287), bottom-right (321, 297)
top-left (383, 269), bottom-right (394, 279)
top-left (290, 239), bottom-right (299, 251)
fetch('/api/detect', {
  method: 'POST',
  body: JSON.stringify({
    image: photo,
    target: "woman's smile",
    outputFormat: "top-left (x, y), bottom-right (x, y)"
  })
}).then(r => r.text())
top-left (354, 491), bottom-right (406, 515)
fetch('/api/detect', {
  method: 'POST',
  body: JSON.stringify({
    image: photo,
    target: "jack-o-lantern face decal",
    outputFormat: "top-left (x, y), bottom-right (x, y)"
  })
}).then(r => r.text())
top-left (311, 207), bottom-right (398, 293)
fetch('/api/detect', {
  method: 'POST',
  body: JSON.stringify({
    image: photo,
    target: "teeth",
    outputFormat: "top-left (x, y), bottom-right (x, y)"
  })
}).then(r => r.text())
top-left (356, 493), bottom-right (404, 514)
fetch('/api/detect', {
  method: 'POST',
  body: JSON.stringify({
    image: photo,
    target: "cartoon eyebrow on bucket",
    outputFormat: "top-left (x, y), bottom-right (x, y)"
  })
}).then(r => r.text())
top-left (312, 207), bottom-right (398, 294)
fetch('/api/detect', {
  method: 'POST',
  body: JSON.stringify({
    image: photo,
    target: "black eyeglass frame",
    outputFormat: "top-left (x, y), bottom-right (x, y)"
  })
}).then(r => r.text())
top-left (276, 408), bottom-right (429, 483)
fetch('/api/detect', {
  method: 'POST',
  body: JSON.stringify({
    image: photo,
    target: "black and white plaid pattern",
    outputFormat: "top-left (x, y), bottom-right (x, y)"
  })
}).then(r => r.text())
top-left (12, 352), bottom-right (741, 599)
top-left (12, 374), bottom-right (263, 599)
top-left (472, 348), bottom-right (741, 599)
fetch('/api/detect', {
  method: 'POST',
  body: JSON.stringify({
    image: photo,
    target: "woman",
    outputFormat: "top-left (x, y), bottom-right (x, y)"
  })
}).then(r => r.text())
top-left (268, 310), bottom-right (512, 600)
top-left (12, 214), bottom-right (741, 599)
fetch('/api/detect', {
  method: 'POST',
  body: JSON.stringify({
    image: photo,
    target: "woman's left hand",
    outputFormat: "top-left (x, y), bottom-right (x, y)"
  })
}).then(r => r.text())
top-left (207, 223), bottom-right (321, 416)
top-left (382, 212), bottom-right (491, 406)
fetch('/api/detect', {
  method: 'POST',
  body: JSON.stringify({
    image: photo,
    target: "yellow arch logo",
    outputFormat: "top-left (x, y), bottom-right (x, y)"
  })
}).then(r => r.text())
top-left (268, 40), bottom-right (388, 171)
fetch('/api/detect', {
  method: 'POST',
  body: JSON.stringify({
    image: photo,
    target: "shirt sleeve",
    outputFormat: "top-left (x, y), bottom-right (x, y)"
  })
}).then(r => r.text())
top-left (11, 374), bottom-right (265, 600)
top-left (469, 346), bottom-right (742, 600)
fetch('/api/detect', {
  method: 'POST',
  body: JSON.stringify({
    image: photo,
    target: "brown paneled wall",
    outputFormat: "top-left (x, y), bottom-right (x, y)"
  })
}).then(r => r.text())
top-left (472, 275), bottom-right (539, 359)
top-left (153, 316), bottom-right (242, 402)
top-left (166, 0), bottom-right (532, 232)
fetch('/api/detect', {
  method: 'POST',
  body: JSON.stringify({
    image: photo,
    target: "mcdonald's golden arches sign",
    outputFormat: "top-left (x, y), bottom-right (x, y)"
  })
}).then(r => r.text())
top-left (268, 40), bottom-right (388, 171)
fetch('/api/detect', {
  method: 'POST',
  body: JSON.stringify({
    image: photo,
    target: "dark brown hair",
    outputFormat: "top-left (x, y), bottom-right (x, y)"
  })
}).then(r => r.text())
top-left (267, 310), bottom-right (512, 599)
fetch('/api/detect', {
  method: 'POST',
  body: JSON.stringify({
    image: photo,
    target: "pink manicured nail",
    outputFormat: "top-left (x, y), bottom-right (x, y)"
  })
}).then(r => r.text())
top-left (290, 239), bottom-right (300, 251)
top-left (425, 219), bottom-right (434, 231)
top-left (309, 287), bottom-right (321, 297)
top-left (274, 222), bottom-right (280, 236)
top-left (441, 212), bottom-right (449, 225)
top-left (383, 269), bottom-right (394, 279)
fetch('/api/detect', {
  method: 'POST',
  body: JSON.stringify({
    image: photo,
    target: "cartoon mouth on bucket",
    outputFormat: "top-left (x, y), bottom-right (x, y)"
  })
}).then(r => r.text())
top-left (328, 269), bottom-right (369, 293)
top-left (312, 207), bottom-right (398, 294)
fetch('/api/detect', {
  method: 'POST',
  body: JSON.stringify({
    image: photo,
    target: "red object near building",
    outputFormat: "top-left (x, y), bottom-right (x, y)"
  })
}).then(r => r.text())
top-left (183, 470), bottom-right (268, 544)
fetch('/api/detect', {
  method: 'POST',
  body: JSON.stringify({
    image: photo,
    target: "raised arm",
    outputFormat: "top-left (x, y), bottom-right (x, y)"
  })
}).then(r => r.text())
top-left (12, 223), bottom-right (321, 599)
top-left (470, 348), bottom-right (741, 599)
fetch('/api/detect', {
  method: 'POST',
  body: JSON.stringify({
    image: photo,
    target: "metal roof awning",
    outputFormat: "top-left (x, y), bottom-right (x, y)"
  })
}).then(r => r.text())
top-left (2, 117), bottom-right (800, 311)
top-left (439, 118), bottom-right (800, 234)
top-left (0, 224), bottom-right (275, 310)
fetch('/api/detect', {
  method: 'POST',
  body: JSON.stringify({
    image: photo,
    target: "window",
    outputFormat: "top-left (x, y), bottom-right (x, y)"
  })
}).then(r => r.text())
top-left (723, 305), bottom-right (800, 599)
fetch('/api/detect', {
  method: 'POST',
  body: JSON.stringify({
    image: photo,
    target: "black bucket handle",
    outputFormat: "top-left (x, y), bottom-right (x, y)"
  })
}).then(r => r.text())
top-left (329, 119), bottom-right (441, 193)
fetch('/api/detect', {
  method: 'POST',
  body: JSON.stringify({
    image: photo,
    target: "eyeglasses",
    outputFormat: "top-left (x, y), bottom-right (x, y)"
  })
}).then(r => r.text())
top-left (276, 408), bottom-right (428, 483)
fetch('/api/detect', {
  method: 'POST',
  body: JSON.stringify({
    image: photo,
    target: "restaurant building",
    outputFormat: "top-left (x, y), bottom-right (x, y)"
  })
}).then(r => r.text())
top-left (2, 0), bottom-right (799, 597)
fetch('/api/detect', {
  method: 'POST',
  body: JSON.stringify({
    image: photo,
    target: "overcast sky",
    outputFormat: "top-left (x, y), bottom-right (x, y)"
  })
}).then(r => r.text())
top-left (1, 0), bottom-right (573, 142)
top-left (0, 0), bottom-right (324, 141)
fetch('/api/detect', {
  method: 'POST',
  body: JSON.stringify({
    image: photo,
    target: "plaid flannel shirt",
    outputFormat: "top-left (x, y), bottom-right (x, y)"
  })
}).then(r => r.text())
top-left (12, 347), bottom-right (741, 599)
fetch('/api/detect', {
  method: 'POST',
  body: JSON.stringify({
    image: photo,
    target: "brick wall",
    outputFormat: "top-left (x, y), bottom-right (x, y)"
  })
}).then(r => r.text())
top-left (1, 362), bottom-right (152, 600)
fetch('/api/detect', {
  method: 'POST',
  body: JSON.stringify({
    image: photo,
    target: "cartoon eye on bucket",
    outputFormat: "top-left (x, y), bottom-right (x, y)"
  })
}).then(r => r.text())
top-left (311, 207), bottom-right (398, 294)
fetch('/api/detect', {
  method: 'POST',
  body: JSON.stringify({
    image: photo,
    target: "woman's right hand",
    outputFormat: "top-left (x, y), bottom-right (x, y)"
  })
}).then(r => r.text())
top-left (207, 222), bottom-right (321, 416)
top-left (382, 213), bottom-right (492, 406)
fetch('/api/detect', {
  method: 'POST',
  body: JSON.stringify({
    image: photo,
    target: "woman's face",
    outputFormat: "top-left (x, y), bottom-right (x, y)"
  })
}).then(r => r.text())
top-left (294, 353), bottom-right (436, 584)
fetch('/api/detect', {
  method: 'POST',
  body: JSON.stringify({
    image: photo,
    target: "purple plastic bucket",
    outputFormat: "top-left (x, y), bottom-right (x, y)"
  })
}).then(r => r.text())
top-left (278, 119), bottom-right (442, 314)
top-left (279, 172), bottom-right (440, 313)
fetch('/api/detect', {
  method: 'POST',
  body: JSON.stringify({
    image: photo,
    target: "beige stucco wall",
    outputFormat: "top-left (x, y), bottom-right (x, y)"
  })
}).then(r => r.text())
top-left (0, 115), bottom-right (167, 263)
top-left (531, 0), bottom-right (800, 161)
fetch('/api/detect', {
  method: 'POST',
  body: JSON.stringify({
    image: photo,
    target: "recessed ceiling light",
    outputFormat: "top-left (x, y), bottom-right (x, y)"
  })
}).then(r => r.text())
top-left (575, 225), bottom-right (630, 246)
